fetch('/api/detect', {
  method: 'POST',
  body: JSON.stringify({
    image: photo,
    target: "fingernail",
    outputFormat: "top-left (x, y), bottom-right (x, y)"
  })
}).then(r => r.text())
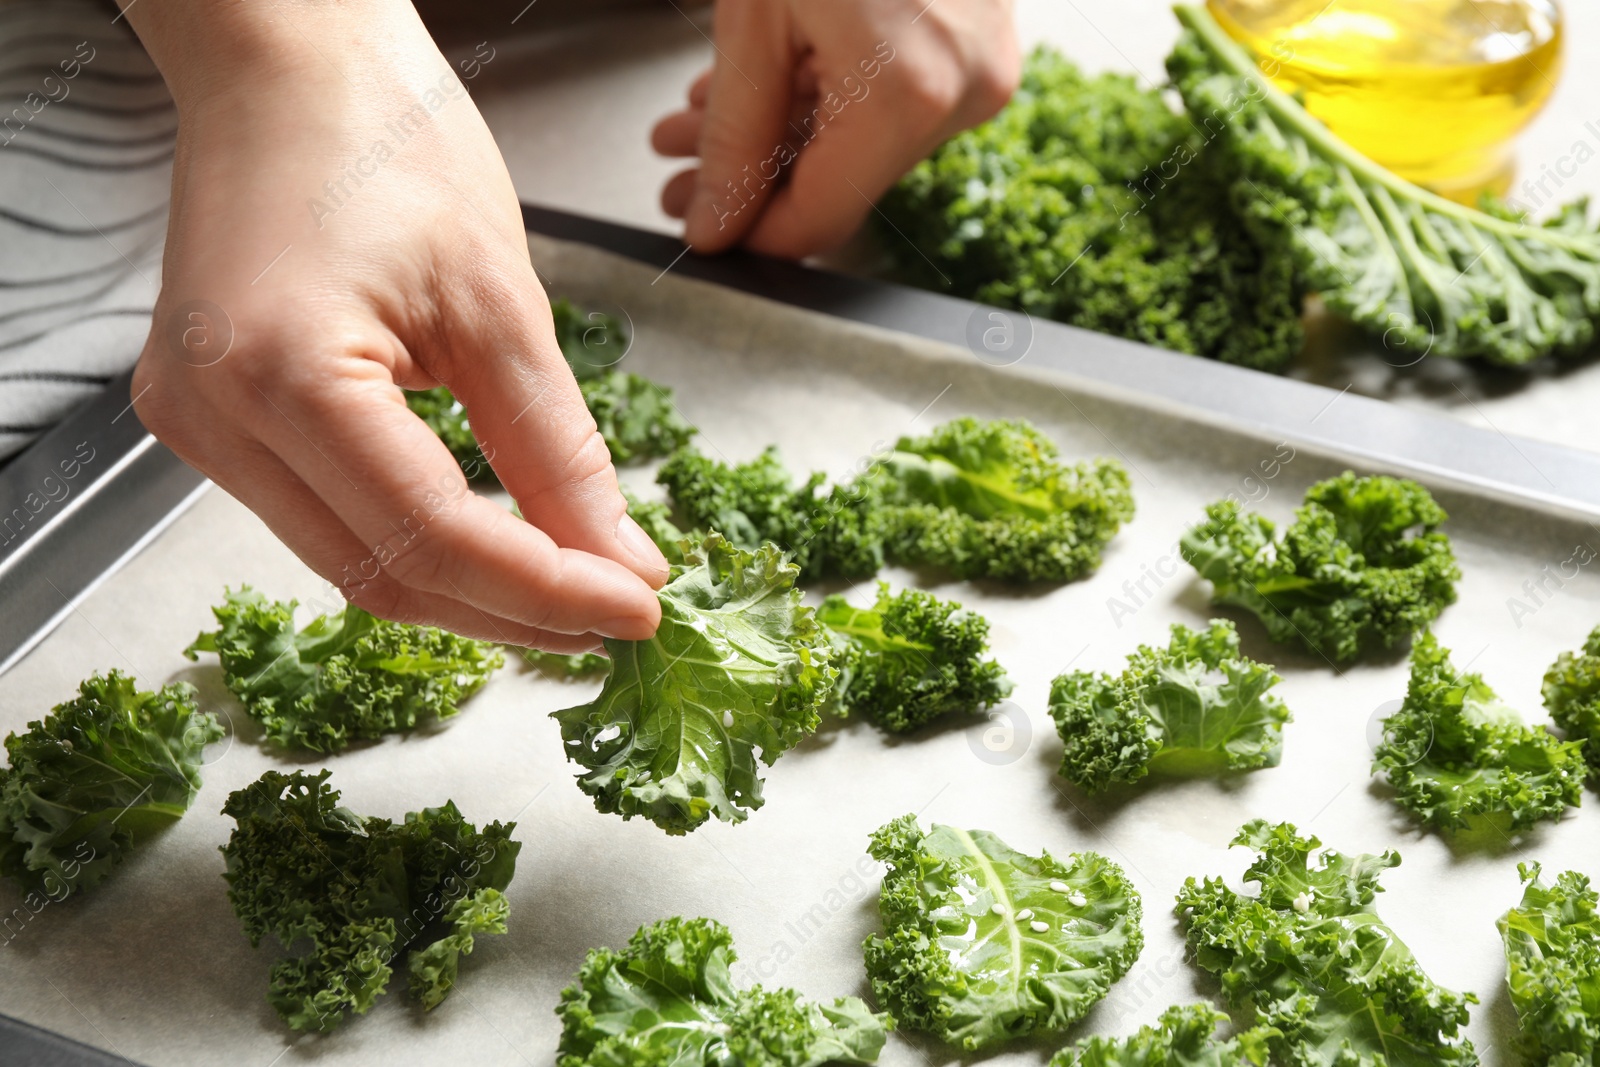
top-left (617, 513), bottom-right (668, 574)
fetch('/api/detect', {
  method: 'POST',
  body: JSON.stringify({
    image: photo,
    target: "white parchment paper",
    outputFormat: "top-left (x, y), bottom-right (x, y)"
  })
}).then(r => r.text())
top-left (2, 234), bottom-right (1597, 1066)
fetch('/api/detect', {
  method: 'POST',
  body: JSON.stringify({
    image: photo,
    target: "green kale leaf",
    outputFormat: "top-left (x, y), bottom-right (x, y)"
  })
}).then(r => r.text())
top-left (552, 533), bottom-right (837, 834)
top-left (1176, 820), bottom-right (1479, 1066)
top-left (1180, 471), bottom-right (1459, 663)
top-left (220, 769), bottom-right (519, 1031)
top-left (186, 586), bottom-right (503, 753)
top-left (1050, 1003), bottom-right (1272, 1067)
top-left (660, 416), bottom-right (1132, 583)
top-left (879, 48), bottom-right (1303, 371)
top-left (557, 915), bottom-right (889, 1067)
top-left (1543, 624), bottom-right (1600, 779)
top-left (1050, 619), bottom-right (1290, 793)
top-left (405, 297), bottom-right (694, 478)
top-left (862, 814), bottom-right (1142, 1050)
top-left (0, 671), bottom-right (222, 897)
top-left (1498, 862), bottom-right (1600, 1065)
top-left (819, 583), bottom-right (1012, 733)
top-left (518, 647), bottom-right (611, 678)
top-left (1171, 5), bottom-right (1600, 366)
top-left (1373, 632), bottom-right (1583, 836)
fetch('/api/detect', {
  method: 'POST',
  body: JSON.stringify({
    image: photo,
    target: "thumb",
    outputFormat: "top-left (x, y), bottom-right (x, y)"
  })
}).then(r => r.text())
top-left (683, 0), bottom-right (795, 253)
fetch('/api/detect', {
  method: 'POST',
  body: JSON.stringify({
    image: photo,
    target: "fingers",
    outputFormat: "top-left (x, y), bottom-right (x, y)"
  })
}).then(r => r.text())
top-left (661, 167), bottom-right (699, 219)
top-left (680, 0), bottom-right (797, 253)
top-left (743, 42), bottom-right (1018, 259)
top-left (145, 389), bottom-right (602, 651)
top-left (234, 355), bottom-right (662, 640)
top-left (428, 280), bottom-right (671, 591)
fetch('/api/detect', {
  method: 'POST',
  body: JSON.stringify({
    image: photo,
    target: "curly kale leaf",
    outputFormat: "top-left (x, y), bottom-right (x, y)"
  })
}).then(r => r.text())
top-left (557, 916), bottom-right (889, 1067)
top-left (863, 814), bottom-right (1142, 1050)
top-left (1498, 862), bottom-right (1600, 1065)
top-left (1176, 820), bottom-right (1479, 1066)
top-left (660, 417), bottom-right (1132, 583)
top-left (186, 586), bottom-right (503, 753)
top-left (879, 47), bottom-right (1303, 371)
top-left (867, 417), bottom-right (1134, 582)
top-left (1543, 624), bottom-right (1600, 779)
top-left (1374, 633), bottom-right (1583, 836)
top-left (220, 769), bottom-right (519, 1031)
top-left (1171, 6), bottom-right (1600, 366)
top-left (656, 447), bottom-right (885, 580)
top-left (819, 583), bottom-right (1012, 733)
top-left (1180, 472), bottom-right (1459, 663)
top-left (578, 370), bottom-right (696, 464)
top-left (518, 647), bottom-right (611, 678)
top-left (1050, 619), bottom-right (1289, 793)
top-left (552, 533), bottom-right (837, 834)
top-left (0, 671), bottom-right (221, 897)
top-left (405, 298), bottom-right (693, 477)
top-left (1050, 1003), bottom-right (1272, 1067)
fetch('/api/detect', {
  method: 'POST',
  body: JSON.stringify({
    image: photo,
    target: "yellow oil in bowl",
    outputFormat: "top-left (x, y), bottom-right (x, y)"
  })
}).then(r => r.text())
top-left (1206, 0), bottom-right (1563, 202)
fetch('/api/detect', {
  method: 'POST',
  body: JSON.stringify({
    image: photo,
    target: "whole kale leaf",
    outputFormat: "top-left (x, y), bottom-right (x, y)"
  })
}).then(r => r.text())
top-left (1543, 624), bottom-right (1600, 779)
top-left (1050, 1002), bottom-right (1272, 1067)
top-left (863, 814), bottom-right (1143, 1050)
top-left (1050, 619), bottom-right (1290, 793)
top-left (220, 769), bottom-right (519, 1031)
top-left (659, 416), bottom-right (1133, 583)
top-left (186, 586), bottom-right (503, 752)
top-left (1498, 862), bottom-right (1600, 1065)
top-left (0, 671), bottom-right (222, 897)
top-left (557, 916), bottom-right (889, 1067)
top-left (1373, 632), bottom-right (1583, 836)
top-left (879, 47), bottom-right (1303, 371)
top-left (1180, 471), bottom-right (1459, 663)
top-left (819, 582), bottom-right (1012, 733)
top-left (552, 532), bottom-right (838, 834)
top-left (1170, 5), bottom-right (1600, 366)
top-left (1176, 820), bottom-right (1479, 1066)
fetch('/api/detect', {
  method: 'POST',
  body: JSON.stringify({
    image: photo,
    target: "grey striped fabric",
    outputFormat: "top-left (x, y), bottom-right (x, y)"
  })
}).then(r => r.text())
top-left (0, 0), bottom-right (171, 461)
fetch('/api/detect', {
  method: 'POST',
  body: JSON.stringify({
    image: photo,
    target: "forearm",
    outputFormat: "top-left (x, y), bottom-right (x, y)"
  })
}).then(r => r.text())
top-left (115, 0), bottom-right (427, 105)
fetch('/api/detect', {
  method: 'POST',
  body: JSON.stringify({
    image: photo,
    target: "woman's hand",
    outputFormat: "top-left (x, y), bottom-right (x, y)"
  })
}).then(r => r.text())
top-left (122, 0), bottom-right (667, 650)
top-left (652, 0), bottom-right (1021, 259)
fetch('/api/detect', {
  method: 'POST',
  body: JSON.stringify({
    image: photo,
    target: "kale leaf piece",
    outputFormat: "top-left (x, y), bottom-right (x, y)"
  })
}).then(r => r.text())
top-left (819, 583), bottom-right (1012, 733)
top-left (557, 916), bottom-right (889, 1067)
top-left (405, 297), bottom-right (694, 479)
top-left (660, 416), bottom-right (1132, 583)
top-left (866, 417), bottom-right (1135, 582)
top-left (1176, 820), bottom-right (1479, 1066)
top-left (1171, 5), bottom-right (1600, 366)
top-left (518, 648), bottom-right (610, 677)
top-left (1180, 472), bottom-right (1459, 663)
top-left (552, 533), bottom-right (837, 834)
top-left (187, 586), bottom-right (503, 753)
top-left (1050, 1003), bottom-right (1271, 1067)
top-left (1050, 620), bottom-right (1290, 793)
top-left (1543, 624), bottom-right (1600, 779)
top-left (220, 769), bottom-right (519, 1031)
top-left (1498, 862), bottom-right (1600, 1065)
top-left (0, 671), bottom-right (222, 897)
top-left (1373, 632), bottom-right (1583, 836)
top-left (879, 48), bottom-right (1303, 371)
top-left (863, 814), bottom-right (1142, 1051)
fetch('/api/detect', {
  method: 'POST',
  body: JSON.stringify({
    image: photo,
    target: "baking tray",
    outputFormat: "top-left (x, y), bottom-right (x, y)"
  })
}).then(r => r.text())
top-left (2, 206), bottom-right (1599, 1066)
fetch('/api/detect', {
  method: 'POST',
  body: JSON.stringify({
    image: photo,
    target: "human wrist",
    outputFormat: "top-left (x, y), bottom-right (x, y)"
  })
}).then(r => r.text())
top-left (117, 0), bottom-right (429, 109)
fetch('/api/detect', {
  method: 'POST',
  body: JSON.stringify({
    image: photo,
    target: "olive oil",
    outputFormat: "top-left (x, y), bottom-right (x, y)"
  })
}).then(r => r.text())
top-left (1206, 0), bottom-right (1563, 201)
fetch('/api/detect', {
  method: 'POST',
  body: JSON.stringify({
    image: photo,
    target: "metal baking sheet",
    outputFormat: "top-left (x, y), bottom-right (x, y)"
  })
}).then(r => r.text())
top-left (3, 221), bottom-right (1599, 1067)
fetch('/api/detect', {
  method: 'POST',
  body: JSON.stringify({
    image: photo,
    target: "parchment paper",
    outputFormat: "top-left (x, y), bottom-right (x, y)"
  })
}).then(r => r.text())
top-left (2, 233), bottom-right (1598, 1067)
